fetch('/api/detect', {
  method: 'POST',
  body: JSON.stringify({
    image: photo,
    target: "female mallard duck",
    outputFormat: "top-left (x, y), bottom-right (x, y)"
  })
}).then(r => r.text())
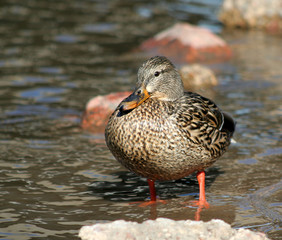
top-left (105, 56), bottom-right (235, 206)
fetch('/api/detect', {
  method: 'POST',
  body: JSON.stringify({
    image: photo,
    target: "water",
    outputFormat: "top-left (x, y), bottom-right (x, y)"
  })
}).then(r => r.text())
top-left (0, 0), bottom-right (281, 239)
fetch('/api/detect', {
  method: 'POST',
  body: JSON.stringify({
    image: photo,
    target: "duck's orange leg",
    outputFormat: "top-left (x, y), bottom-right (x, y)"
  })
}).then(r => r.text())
top-left (148, 179), bottom-right (157, 201)
top-left (193, 171), bottom-right (210, 220)
top-left (137, 179), bottom-right (166, 207)
top-left (197, 171), bottom-right (210, 208)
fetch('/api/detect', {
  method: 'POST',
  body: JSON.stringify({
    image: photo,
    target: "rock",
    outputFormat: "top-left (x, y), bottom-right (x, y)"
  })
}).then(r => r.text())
top-left (219, 0), bottom-right (282, 33)
top-left (139, 23), bottom-right (232, 63)
top-left (81, 91), bottom-right (131, 133)
top-left (79, 218), bottom-right (269, 240)
top-left (179, 64), bottom-right (218, 90)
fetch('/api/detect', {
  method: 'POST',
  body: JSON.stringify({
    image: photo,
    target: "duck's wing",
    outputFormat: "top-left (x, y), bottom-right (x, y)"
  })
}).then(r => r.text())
top-left (173, 92), bottom-right (235, 150)
top-left (175, 92), bottom-right (224, 130)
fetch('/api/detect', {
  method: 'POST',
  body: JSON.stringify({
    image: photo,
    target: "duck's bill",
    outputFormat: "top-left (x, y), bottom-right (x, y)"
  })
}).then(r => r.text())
top-left (120, 88), bottom-right (150, 111)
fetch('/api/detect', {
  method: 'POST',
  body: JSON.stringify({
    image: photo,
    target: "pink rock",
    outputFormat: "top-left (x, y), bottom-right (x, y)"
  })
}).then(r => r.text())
top-left (139, 23), bottom-right (232, 63)
top-left (81, 91), bottom-right (131, 133)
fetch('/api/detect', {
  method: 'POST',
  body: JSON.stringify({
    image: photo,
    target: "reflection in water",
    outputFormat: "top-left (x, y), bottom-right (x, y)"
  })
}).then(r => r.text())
top-left (0, 0), bottom-right (281, 239)
top-left (249, 181), bottom-right (282, 224)
top-left (88, 167), bottom-right (223, 202)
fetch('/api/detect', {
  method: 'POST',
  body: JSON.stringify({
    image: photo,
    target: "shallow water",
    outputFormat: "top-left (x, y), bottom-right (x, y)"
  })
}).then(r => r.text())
top-left (0, 0), bottom-right (281, 239)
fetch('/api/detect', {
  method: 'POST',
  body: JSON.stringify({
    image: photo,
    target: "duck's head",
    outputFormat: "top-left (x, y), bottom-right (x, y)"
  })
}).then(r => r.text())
top-left (120, 56), bottom-right (184, 112)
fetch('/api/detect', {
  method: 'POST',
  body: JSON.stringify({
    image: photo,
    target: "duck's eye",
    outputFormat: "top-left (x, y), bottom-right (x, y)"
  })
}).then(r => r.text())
top-left (136, 89), bottom-right (142, 95)
top-left (154, 71), bottom-right (160, 77)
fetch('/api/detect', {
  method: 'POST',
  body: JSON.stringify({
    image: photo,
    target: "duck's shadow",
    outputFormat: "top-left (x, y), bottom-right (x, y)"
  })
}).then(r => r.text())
top-left (88, 167), bottom-right (223, 202)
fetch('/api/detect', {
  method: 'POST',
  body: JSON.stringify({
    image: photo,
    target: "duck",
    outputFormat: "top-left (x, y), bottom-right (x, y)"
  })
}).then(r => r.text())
top-left (105, 56), bottom-right (235, 208)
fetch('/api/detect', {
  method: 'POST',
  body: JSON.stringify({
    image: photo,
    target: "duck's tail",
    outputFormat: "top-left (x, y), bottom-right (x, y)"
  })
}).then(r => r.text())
top-left (222, 112), bottom-right (236, 138)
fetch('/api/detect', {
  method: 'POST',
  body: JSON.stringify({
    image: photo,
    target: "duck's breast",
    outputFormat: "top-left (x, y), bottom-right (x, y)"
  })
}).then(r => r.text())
top-left (105, 99), bottom-right (213, 180)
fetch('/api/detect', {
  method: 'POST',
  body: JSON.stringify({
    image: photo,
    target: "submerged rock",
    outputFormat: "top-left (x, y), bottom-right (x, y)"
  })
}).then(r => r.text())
top-left (79, 218), bottom-right (269, 240)
top-left (81, 91), bottom-right (131, 133)
top-left (180, 64), bottom-right (218, 90)
top-left (219, 0), bottom-right (282, 33)
top-left (139, 23), bottom-right (232, 63)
